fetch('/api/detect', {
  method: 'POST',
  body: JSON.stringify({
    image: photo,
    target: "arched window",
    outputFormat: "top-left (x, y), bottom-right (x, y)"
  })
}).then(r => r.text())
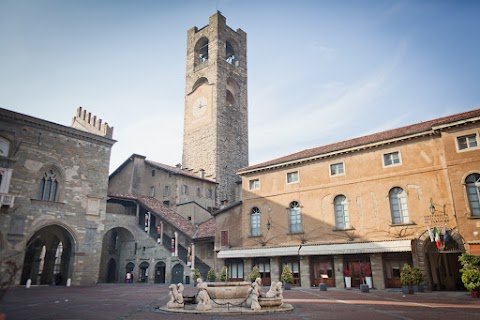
top-left (465, 173), bottom-right (480, 216)
top-left (289, 201), bottom-right (303, 233)
top-left (38, 169), bottom-right (60, 202)
top-left (389, 187), bottom-right (409, 224)
top-left (250, 207), bottom-right (261, 236)
top-left (334, 195), bottom-right (350, 229)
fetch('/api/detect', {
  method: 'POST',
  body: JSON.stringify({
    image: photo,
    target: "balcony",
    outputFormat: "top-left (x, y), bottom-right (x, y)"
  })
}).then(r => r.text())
top-left (0, 193), bottom-right (15, 207)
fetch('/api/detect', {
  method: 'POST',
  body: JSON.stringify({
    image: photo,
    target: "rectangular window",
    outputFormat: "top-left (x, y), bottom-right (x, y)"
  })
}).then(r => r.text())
top-left (181, 184), bottom-right (188, 195)
top-left (196, 187), bottom-right (201, 197)
top-left (249, 179), bottom-right (260, 190)
top-left (151, 169), bottom-right (155, 177)
top-left (208, 188), bottom-right (213, 199)
top-left (227, 261), bottom-right (244, 281)
top-left (150, 186), bottom-right (155, 197)
top-left (287, 171), bottom-right (299, 184)
top-left (221, 230), bottom-right (229, 247)
top-left (164, 185), bottom-right (170, 196)
top-left (330, 162), bottom-right (345, 176)
top-left (383, 151), bottom-right (401, 167)
top-left (457, 134), bottom-right (478, 151)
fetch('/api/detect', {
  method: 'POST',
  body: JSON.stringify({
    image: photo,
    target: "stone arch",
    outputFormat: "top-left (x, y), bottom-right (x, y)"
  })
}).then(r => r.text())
top-left (139, 261), bottom-right (150, 283)
top-left (192, 77), bottom-right (210, 93)
top-left (20, 224), bottom-right (75, 285)
top-left (171, 263), bottom-right (184, 284)
top-left (99, 227), bottom-right (135, 283)
top-left (415, 229), bottom-right (465, 291)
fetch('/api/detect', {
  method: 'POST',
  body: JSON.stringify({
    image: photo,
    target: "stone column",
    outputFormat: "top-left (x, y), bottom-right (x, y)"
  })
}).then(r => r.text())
top-left (300, 257), bottom-right (310, 288)
top-left (370, 253), bottom-right (385, 289)
top-left (333, 255), bottom-right (344, 289)
top-left (174, 232), bottom-right (178, 257)
top-left (244, 258), bottom-right (252, 281)
top-left (165, 257), bottom-right (172, 284)
top-left (270, 257), bottom-right (280, 282)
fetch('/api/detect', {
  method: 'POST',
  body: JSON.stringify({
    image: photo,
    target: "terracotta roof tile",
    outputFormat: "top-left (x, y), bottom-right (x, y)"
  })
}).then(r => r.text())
top-left (241, 108), bottom-right (480, 172)
top-left (194, 217), bottom-right (216, 239)
top-left (108, 192), bottom-right (214, 239)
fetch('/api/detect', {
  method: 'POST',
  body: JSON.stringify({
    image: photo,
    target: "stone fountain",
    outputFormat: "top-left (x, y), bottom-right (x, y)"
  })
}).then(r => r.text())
top-left (157, 278), bottom-right (293, 314)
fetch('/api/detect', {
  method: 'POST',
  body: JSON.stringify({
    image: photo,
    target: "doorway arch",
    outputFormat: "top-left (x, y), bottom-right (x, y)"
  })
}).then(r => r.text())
top-left (172, 263), bottom-right (184, 284)
top-left (20, 224), bottom-right (75, 285)
top-left (155, 261), bottom-right (166, 284)
top-left (99, 227), bottom-right (135, 283)
top-left (139, 261), bottom-right (149, 283)
top-left (415, 229), bottom-right (465, 290)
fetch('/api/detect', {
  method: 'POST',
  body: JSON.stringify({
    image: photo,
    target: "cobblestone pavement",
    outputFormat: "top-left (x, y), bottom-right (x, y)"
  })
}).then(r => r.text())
top-left (1, 284), bottom-right (480, 320)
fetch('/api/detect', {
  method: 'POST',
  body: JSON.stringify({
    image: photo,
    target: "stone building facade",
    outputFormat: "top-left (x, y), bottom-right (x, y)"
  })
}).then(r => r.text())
top-left (217, 109), bottom-right (480, 291)
top-left (109, 153), bottom-right (218, 221)
top-left (102, 193), bottom-right (215, 285)
top-left (182, 12), bottom-right (248, 204)
top-left (0, 107), bottom-right (115, 286)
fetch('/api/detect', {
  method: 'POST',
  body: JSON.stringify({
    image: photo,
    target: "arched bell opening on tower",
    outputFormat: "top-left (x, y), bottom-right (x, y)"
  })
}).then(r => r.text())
top-left (194, 37), bottom-right (209, 66)
top-left (226, 40), bottom-right (238, 65)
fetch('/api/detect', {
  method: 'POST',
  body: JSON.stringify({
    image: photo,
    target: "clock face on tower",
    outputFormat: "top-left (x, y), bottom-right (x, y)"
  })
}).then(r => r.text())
top-left (192, 96), bottom-right (208, 118)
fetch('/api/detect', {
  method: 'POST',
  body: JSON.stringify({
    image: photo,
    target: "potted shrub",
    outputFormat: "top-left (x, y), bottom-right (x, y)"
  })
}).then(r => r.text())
top-left (192, 268), bottom-right (201, 285)
top-left (459, 254), bottom-right (480, 298)
top-left (344, 269), bottom-right (352, 289)
top-left (353, 261), bottom-right (370, 293)
top-left (400, 264), bottom-right (415, 294)
top-left (220, 266), bottom-right (228, 282)
top-left (249, 266), bottom-right (261, 282)
top-left (412, 267), bottom-right (425, 292)
top-left (207, 268), bottom-right (217, 282)
top-left (281, 265), bottom-right (293, 290)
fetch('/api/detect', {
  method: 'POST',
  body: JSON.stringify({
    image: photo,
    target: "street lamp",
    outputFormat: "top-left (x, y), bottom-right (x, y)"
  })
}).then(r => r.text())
top-left (266, 217), bottom-right (272, 231)
top-left (429, 197), bottom-right (436, 214)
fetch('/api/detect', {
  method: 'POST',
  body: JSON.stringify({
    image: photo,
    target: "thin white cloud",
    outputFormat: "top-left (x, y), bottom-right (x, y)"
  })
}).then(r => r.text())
top-left (250, 39), bottom-right (409, 165)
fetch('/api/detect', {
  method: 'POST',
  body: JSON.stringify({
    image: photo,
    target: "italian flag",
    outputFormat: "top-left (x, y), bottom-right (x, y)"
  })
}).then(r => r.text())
top-left (434, 227), bottom-right (441, 249)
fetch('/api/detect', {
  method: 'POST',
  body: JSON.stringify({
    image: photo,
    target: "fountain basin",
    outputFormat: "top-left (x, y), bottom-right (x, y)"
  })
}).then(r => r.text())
top-left (259, 297), bottom-right (283, 308)
top-left (206, 282), bottom-right (250, 305)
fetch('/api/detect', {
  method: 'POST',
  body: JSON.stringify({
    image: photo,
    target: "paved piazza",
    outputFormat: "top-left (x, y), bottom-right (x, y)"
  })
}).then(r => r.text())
top-left (1, 284), bottom-right (480, 320)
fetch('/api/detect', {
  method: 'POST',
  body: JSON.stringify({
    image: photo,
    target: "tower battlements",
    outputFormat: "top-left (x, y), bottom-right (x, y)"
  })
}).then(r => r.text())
top-left (72, 107), bottom-right (114, 138)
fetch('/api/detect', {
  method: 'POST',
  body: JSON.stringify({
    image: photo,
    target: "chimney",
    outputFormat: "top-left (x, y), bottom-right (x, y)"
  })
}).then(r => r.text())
top-left (199, 169), bottom-right (205, 179)
top-left (176, 163), bottom-right (182, 169)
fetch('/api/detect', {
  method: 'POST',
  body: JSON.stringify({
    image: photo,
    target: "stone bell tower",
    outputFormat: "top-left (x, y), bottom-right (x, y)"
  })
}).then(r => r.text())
top-left (182, 12), bottom-right (248, 205)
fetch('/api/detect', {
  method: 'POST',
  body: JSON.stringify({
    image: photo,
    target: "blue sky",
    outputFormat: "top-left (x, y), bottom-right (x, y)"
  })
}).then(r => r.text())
top-left (1, 0), bottom-right (480, 173)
